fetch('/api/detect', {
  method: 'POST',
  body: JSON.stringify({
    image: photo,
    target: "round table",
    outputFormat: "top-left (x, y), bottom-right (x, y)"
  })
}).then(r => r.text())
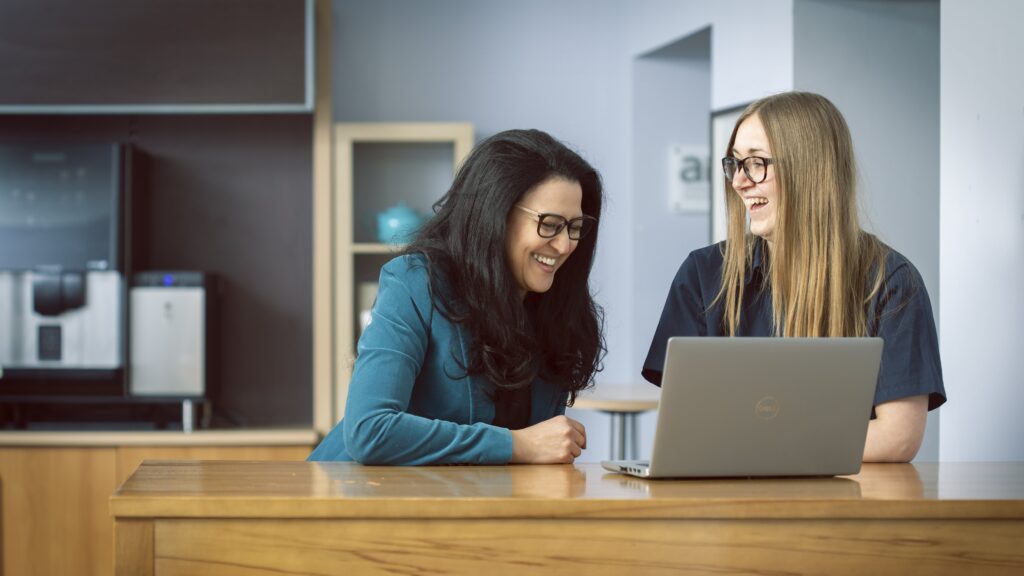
top-left (572, 383), bottom-right (660, 460)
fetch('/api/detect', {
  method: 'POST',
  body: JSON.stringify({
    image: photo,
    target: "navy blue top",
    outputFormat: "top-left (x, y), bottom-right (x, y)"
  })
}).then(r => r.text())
top-left (643, 240), bottom-right (946, 412)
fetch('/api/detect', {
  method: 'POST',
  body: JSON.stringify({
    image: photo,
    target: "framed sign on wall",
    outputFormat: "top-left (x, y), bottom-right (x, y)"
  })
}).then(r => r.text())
top-left (667, 144), bottom-right (710, 214)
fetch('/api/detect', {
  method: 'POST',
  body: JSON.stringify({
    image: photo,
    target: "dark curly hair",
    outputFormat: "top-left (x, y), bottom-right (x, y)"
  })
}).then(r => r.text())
top-left (404, 129), bottom-right (605, 405)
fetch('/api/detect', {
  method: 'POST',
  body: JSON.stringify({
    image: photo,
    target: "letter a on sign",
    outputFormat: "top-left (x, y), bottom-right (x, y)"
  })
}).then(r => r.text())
top-left (668, 145), bottom-right (710, 213)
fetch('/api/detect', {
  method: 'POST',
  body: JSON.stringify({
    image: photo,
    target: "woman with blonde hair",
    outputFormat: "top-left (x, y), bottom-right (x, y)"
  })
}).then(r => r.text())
top-left (643, 91), bottom-right (945, 462)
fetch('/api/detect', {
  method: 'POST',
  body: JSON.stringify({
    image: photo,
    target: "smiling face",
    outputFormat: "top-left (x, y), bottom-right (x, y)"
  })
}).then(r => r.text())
top-left (505, 177), bottom-right (584, 299)
top-left (731, 113), bottom-right (779, 243)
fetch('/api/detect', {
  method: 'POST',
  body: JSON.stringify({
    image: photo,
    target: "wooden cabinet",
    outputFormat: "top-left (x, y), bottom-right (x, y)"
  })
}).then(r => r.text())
top-left (332, 123), bottom-right (473, 420)
top-left (0, 0), bottom-right (312, 112)
top-left (0, 447), bottom-right (118, 576)
top-left (0, 439), bottom-right (313, 576)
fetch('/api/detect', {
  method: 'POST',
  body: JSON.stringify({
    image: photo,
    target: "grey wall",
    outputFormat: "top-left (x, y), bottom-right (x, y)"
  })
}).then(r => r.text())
top-left (939, 0), bottom-right (1024, 462)
top-left (333, 0), bottom-right (633, 459)
top-left (624, 0), bottom-right (795, 110)
top-left (621, 1), bottom-right (793, 460)
top-left (331, 0), bottom-right (1020, 464)
top-left (330, 0), bottom-right (832, 462)
top-left (793, 0), bottom-right (941, 460)
top-left (628, 30), bottom-right (711, 458)
top-left (631, 30), bottom-right (711, 392)
top-left (794, 0), bottom-right (940, 311)
top-left (331, 0), bottom-right (792, 460)
top-left (332, 0), bottom-right (633, 371)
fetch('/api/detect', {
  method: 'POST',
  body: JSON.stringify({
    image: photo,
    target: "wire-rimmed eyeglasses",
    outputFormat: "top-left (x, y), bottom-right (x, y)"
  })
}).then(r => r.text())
top-left (722, 156), bottom-right (774, 184)
top-left (514, 204), bottom-right (597, 241)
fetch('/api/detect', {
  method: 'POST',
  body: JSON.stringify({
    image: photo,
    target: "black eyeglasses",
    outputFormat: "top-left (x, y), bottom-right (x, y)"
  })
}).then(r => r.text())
top-left (722, 156), bottom-right (774, 184)
top-left (514, 205), bottom-right (597, 241)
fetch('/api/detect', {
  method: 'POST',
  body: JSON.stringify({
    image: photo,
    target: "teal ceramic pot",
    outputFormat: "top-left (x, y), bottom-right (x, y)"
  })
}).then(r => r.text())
top-left (376, 203), bottom-right (424, 244)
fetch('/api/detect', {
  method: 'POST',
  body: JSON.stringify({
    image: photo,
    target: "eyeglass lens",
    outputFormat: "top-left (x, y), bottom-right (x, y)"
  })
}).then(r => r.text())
top-left (722, 157), bottom-right (768, 183)
top-left (538, 214), bottom-right (593, 240)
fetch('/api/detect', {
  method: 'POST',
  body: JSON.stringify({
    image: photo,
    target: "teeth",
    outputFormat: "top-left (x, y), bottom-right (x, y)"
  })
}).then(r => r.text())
top-left (532, 253), bottom-right (556, 266)
top-left (746, 197), bottom-right (769, 206)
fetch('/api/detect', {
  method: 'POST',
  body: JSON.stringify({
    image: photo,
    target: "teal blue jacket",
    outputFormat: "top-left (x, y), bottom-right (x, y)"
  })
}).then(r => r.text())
top-left (308, 254), bottom-right (569, 465)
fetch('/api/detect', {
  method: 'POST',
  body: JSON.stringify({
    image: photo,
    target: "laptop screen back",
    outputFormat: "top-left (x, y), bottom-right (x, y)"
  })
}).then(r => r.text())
top-left (648, 337), bottom-right (882, 477)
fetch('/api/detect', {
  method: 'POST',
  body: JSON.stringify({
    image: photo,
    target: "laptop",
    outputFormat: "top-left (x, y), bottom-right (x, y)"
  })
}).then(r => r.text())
top-left (602, 337), bottom-right (883, 478)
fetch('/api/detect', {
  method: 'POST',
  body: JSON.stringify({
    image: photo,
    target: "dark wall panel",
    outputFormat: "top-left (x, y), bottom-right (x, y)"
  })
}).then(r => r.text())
top-left (0, 115), bottom-right (313, 427)
top-left (0, 0), bottom-right (308, 106)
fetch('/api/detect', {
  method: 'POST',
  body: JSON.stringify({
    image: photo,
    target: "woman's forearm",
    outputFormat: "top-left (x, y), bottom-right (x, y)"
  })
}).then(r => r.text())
top-left (862, 395), bottom-right (928, 462)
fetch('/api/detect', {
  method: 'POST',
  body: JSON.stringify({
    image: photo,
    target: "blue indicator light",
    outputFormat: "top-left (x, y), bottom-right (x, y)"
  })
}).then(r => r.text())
top-left (163, 274), bottom-right (174, 286)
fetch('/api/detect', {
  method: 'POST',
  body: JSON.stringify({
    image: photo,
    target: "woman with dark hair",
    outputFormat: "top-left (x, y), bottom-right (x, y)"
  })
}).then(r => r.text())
top-left (644, 92), bottom-right (945, 462)
top-left (310, 129), bottom-right (605, 465)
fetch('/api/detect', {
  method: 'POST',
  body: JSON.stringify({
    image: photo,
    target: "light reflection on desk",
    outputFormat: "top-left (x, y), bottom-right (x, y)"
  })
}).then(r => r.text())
top-left (123, 460), bottom-right (1024, 507)
top-left (112, 461), bottom-right (1024, 575)
top-left (602, 471), bottom-right (863, 500)
top-left (322, 463), bottom-right (588, 499)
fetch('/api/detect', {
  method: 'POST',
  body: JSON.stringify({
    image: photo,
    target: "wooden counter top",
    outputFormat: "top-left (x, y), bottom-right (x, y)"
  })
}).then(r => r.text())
top-left (0, 428), bottom-right (318, 447)
top-left (110, 461), bottom-right (1024, 575)
top-left (111, 461), bottom-right (1024, 520)
top-left (572, 383), bottom-right (661, 413)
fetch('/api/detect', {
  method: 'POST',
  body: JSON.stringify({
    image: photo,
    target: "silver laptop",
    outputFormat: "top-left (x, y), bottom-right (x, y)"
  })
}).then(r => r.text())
top-left (602, 337), bottom-right (882, 478)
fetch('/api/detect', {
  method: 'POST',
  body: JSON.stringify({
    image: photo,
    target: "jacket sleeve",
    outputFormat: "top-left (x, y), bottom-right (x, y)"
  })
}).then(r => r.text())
top-left (341, 257), bottom-right (514, 465)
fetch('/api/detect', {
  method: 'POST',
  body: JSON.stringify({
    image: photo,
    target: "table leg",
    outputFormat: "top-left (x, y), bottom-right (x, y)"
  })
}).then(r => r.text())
top-left (114, 519), bottom-right (154, 576)
top-left (182, 399), bottom-right (195, 433)
top-left (626, 413), bottom-right (639, 460)
top-left (610, 412), bottom-right (627, 460)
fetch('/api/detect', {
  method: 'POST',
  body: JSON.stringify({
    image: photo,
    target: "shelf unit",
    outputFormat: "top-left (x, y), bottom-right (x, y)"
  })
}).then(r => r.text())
top-left (332, 122), bottom-right (473, 424)
top-left (352, 242), bottom-right (406, 254)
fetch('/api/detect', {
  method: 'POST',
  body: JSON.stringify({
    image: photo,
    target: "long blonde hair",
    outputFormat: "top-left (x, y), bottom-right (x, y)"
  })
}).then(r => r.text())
top-left (715, 92), bottom-right (886, 337)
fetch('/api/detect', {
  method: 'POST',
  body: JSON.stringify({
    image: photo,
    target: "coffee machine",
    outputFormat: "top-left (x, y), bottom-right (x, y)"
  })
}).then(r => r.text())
top-left (0, 142), bottom-right (131, 391)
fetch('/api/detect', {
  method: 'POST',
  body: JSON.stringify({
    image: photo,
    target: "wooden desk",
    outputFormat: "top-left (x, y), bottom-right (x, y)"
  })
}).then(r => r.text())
top-left (111, 461), bottom-right (1024, 575)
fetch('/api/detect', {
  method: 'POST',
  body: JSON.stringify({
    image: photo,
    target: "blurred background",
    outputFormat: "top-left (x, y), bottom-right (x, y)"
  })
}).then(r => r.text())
top-left (1, 1), bottom-right (1022, 573)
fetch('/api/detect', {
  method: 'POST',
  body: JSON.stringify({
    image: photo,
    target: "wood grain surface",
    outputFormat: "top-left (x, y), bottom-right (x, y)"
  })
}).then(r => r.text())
top-left (111, 461), bottom-right (1024, 575)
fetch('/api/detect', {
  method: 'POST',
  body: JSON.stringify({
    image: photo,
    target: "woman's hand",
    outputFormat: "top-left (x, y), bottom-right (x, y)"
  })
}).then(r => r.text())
top-left (509, 415), bottom-right (587, 464)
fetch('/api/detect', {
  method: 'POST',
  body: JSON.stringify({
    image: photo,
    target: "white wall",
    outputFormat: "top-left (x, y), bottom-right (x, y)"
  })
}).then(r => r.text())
top-left (793, 0), bottom-right (942, 460)
top-left (630, 31), bottom-right (711, 393)
top-left (628, 29), bottom-right (711, 459)
top-left (939, 0), bottom-right (1024, 462)
top-left (624, 0), bottom-right (794, 110)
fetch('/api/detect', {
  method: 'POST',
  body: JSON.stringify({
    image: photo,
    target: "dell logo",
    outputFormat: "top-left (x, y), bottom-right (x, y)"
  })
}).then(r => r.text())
top-left (755, 396), bottom-right (780, 420)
